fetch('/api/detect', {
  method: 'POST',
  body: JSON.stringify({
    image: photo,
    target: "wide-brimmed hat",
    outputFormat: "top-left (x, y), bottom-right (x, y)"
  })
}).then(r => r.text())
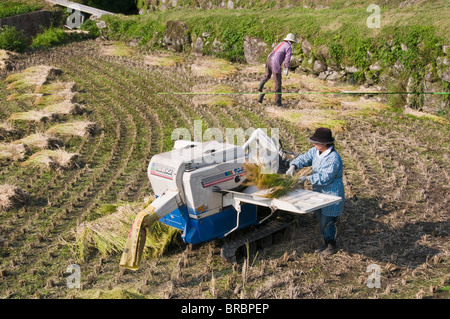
top-left (284, 33), bottom-right (297, 43)
top-left (307, 127), bottom-right (335, 144)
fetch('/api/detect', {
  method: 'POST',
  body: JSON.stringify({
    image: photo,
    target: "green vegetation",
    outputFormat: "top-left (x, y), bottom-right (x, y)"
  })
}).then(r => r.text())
top-left (0, 26), bottom-right (28, 53)
top-left (80, 19), bottom-right (101, 38)
top-left (101, 3), bottom-right (448, 65)
top-left (0, 1), bottom-right (43, 19)
top-left (31, 27), bottom-right (70, 50)
top-left (31, 26), bottom-right (98, 50)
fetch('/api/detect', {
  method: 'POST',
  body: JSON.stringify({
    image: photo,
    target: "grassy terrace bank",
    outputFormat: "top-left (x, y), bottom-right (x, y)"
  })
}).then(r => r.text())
top-left (102, 3), bottom-right (450, 58)
top-left (0, 1), bottom-right (43, 19)
top-left (99, 1), bottom-right (449, 113)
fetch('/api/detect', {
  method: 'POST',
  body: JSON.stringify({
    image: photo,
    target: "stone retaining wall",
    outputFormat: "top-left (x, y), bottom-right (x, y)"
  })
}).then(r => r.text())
top-left (0, 10), bottom-right (52, 39)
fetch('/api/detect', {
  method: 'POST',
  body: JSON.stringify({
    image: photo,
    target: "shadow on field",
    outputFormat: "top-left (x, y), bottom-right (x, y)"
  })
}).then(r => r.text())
top-left (333, 196), bottom-right (443, 270)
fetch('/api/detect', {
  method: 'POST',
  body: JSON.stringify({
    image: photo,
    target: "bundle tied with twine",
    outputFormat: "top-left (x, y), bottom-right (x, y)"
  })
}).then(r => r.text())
top-left (243, 162), bottom-right (312, 199)
top-left (75, 201), bottom-right (180, 269)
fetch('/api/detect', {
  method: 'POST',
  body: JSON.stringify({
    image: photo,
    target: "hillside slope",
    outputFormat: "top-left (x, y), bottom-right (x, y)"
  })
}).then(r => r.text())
top-left (99, 0), bottom-right (449, 114)
top-left (0, 40), bottom-right (449, 299)
top-left (0, 0), bottom-right (448, 301)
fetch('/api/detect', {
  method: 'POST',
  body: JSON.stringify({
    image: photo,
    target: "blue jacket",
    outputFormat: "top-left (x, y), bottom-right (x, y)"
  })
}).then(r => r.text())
top-left (290, 146), bottom-right (345, 217)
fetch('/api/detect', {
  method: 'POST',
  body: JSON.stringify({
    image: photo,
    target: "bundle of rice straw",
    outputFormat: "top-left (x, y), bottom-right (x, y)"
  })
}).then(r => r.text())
top-left (34, 82), bottom-right (76, 95)
top-left (0, 121), bottom-right (16, 139)
top-left (9, 110), bottom-right (57, 122)
top-left (21, 149), bottom-right (79, 170)
top-left (75, 203), bottom-right (180, 262)
top-left (0, 50), bottom-right (11, 71)
top-left (5, 65), bottom-right (62, 91)
top-left (0, 184), bottom-right (31, 211)
top-left (46, 121), bottom-right (101, 137)
top-left (15, 133), bottom-right (64, 150)
top-left (243, 162), bottom-right (313, 199)
top-left (42, 103), bottom-right (86, 116)
top-left (0, 142), bottom-right (27, 161)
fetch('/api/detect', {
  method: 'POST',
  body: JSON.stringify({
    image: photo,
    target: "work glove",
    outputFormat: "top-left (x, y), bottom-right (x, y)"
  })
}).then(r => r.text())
top-left (286, 165), bottom-right (296, 177)
top-left (285, 68), bottom-right (289, 76)
top-left (298, 175), bottom-right (311, 184)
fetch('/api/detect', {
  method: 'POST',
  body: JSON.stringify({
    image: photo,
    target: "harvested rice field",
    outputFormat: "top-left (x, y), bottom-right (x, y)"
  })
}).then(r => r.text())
top-left (0, 40), bottom-right (449, 300)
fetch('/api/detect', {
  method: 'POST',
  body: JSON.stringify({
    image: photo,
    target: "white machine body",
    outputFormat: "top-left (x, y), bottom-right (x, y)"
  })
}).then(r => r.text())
top-left (148, 140), bottom-right (246, 219)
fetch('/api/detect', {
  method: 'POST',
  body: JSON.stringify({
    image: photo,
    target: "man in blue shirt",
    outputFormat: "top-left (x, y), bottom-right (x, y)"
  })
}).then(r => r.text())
top-left (286, 127), bottom-right (345, 256)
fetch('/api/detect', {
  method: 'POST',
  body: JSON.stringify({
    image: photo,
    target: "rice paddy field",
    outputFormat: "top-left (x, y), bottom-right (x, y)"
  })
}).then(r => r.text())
top-left (0, 39), bottom-right (449, 300)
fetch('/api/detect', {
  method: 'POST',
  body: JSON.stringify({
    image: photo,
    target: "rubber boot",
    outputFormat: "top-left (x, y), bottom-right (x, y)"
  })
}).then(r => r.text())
top-left (258, 81), bottom-right (265, 93)
top-left (258, 94), bottom-right (265, 103)
top-left (275, 90), bottom-right (282, 107)
top-left (314, 241), bottom-right (328, 253)
top-left (319, 240), bottom-right (338, 256)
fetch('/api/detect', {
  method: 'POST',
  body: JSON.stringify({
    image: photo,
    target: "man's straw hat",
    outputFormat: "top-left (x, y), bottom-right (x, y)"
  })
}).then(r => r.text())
top-left (284, 33), bottom-right (297, 43)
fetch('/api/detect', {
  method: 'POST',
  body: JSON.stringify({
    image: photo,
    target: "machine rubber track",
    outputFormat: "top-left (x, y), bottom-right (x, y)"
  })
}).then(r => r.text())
top-left (220, 220), bottom-right (289, 263)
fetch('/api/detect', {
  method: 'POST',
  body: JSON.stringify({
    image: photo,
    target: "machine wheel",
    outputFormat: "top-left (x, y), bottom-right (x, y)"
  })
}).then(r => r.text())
top-left (273, 230), bottom-right (285, 244)
top-left (236, 241), bottom-right (257, 263)
top-left (220, 220), bottom-right (289, 263)
top-left (259, 234), bottom-right (273, 249)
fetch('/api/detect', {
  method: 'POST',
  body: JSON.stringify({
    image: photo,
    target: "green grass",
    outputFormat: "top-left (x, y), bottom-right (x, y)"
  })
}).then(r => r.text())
top-left (0, 25), bottom-right (28, 53)
top-left (102, 3), bottom-right (449, 61)
top-left (0, 1), bottom-right (43, 19)
top-left (31, 27), bottom-right (70, 50)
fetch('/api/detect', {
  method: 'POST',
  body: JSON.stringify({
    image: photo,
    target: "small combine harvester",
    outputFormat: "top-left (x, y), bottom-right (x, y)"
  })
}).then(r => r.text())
top-left (120, 129), bottom-right (342, 270)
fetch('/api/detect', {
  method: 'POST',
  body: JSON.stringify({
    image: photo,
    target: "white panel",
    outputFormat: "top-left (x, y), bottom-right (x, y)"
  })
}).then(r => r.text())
top-left (225, 187), bottom-right (342, 215)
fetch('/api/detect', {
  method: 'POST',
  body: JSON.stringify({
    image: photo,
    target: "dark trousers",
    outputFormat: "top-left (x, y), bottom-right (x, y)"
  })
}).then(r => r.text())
top-left (259, 60), bottom-right (282, 103)
top-left (316, 210), bottom-right (338, 243)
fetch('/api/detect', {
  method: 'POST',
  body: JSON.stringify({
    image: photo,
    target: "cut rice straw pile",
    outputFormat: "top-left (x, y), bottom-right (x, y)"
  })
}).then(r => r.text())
top-left (192, 83), bottom-right (237, 107)
top-left (75, 202), bottom-right (181, 261)
top-left (243, 162), bottom-right (312, 199)
top-left (0, 142), bottom-right (27, 160)
top-left (46, 121), bottom-right (100, 137)
top-left (145, 53), bottom-right (186, 67)
top-left (15, 133), bottom-right (64, 150)
top-left (191, 57), bottom-right (238, 79)
top-left (0, 184), bottom-right (31, 211)
top-left (21, 149), bottom-right (79, 170)
top-left (9, 110), bottom-right (56, 122)
top-left (5, 65), bottom-right (61, 91)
